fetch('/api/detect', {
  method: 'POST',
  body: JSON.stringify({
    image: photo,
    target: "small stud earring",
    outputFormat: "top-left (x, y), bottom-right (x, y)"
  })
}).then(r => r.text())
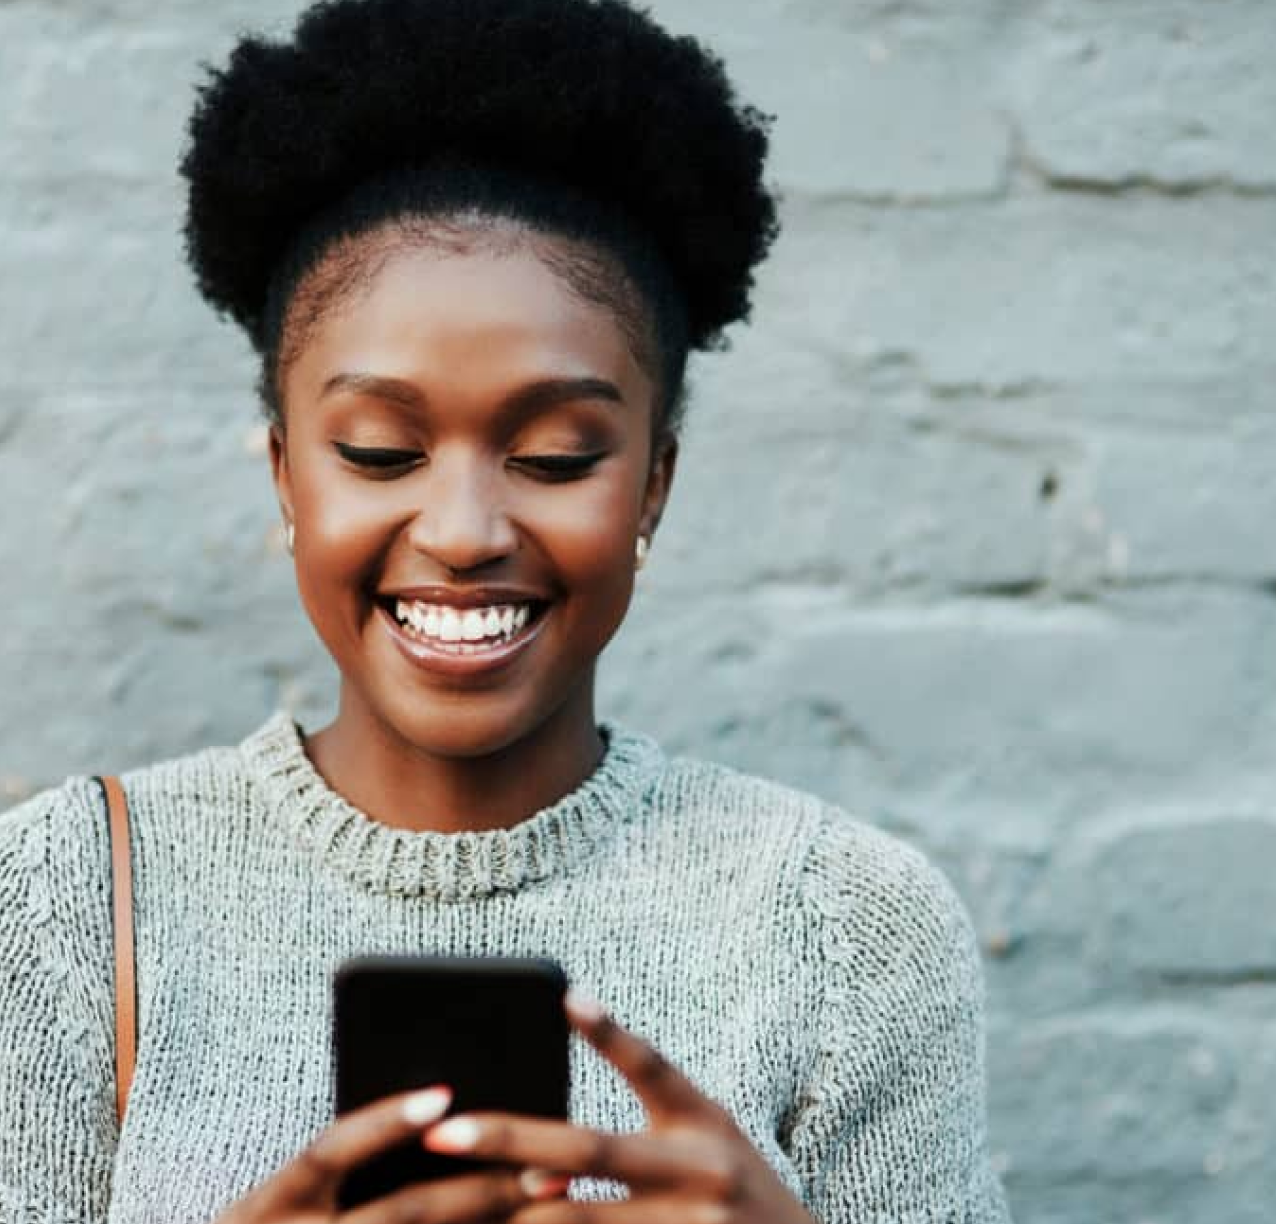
top-left (635, 536), bottom-right (649, 571)
top-left (285, 522), bottom-right (295, 555)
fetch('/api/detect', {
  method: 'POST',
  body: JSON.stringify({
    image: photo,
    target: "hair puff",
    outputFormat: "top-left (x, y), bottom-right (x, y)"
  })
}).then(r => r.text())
top-left (181, 0), bottom-right (779, 353)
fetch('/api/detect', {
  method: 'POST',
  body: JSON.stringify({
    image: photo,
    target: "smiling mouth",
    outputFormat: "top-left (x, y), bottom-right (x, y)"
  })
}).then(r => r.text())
top-left (376, 596), bottom-right (551, 655)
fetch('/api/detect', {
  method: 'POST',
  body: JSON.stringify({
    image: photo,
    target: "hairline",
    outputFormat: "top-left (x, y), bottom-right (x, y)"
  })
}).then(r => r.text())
top-left (268, 212), bottom-right (673, 440)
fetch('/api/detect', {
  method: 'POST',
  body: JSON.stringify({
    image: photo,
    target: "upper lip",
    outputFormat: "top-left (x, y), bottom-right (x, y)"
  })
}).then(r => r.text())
top-left (377, 585), bottom-right (551, 609)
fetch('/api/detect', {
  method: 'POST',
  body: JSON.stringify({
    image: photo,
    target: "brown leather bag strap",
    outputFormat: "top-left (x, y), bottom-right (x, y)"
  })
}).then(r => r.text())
top-left (96, 775), bottom-right (136, 1126)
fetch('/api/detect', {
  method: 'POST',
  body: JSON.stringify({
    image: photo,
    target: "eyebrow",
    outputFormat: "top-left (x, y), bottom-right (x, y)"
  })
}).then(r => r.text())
top-left (320, 373), bottom-right (424, 408)
top-left (319, 372), bottom-right (625, 413)
top-left (506, 376), bottom-right (625, 414)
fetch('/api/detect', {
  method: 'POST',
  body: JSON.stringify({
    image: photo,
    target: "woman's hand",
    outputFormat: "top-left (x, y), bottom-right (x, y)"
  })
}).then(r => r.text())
top-left (214, 1086), bottom-right (566, 1224)
top-left (423, 992), bottom-right (818, 1224)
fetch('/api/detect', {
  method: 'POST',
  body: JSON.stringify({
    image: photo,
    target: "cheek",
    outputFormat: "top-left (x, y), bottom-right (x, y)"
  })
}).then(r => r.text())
top-left (290, 467), bottom-right (397, 616)
top-left (523, 471), bottom-right (643, 589)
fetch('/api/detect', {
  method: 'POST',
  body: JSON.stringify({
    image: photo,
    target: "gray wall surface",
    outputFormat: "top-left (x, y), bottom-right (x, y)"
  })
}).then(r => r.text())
top-left (3, 2), bottom-right (1274, 1221)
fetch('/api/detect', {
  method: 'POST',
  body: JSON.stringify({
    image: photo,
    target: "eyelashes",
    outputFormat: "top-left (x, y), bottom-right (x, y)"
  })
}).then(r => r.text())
top-left (333, 442), bottom-right (421, 469)
top-left (513, 453), bottom-right (606, 477)
top-left (331, 442), bottom-right (607, 480)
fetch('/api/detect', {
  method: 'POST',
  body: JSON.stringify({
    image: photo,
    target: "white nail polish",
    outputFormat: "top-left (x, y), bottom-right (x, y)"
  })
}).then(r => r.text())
top-left (430, 1117), bottom-right (481, 1150)
top-left (564, 988), bottom-right (607, 1023)
top-left (520, 1168), bottom-right (569, 1199)
top-left (402, 1087), bottom-right (451, 1126)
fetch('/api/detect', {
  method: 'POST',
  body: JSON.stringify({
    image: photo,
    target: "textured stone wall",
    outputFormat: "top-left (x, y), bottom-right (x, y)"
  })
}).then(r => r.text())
top-left (2, 2), bottom-right (1273, 1220)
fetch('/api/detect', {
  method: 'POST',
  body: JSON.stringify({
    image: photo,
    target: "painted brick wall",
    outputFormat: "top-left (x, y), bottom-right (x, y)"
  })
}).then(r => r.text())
top-left (2, 2), bottom-right (1273, 1220)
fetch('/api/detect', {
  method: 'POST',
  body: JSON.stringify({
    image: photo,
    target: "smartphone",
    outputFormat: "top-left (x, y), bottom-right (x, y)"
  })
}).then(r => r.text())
top-left (333, 955), bottom-right (571, 1208)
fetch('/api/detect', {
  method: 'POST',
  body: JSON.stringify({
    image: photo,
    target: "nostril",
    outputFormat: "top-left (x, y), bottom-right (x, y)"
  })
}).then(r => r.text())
top-left (405, 517), bottom-right (520, 570)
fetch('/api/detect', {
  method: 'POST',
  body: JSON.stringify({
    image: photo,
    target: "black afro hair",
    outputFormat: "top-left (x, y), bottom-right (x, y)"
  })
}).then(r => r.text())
top-left (181, 0), bottom-right (780, 361)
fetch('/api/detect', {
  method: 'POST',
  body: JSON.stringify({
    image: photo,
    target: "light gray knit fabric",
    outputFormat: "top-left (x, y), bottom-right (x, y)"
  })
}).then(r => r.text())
top-left (0, 713), bottom-right (1009, 1224)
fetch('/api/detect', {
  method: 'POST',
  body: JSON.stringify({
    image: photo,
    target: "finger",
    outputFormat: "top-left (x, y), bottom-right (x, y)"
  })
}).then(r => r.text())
top-left (342, 1168), bottom-right (534, 1224)
top-left (511, 1196), bottom-right (731, 1224)
top-left (264, 1087), bottom-right (453, 1206)
top-left (425, 1113), bottom-right (730, 1192)
top-left (520, 1170), bottom-right (574, 1201)
top-left (564, 991), bottom-right (717, 1122)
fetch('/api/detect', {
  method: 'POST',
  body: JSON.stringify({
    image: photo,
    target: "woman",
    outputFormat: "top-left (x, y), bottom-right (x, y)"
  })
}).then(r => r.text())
top-left (0, 1), bottom-right (1009, 1221)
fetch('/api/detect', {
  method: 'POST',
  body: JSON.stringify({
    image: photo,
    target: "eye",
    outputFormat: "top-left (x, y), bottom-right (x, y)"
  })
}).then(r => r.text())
top-left (333, 442), bottom-right (424, 474)
top-left (510, 452), bottom-right (607, 481)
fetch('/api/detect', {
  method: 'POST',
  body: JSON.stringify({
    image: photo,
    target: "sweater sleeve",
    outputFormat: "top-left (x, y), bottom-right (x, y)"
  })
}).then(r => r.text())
top-left (0, 779), bottom-right (118, 1223)
top-left (789, 811), bottom-right (1010, 1224)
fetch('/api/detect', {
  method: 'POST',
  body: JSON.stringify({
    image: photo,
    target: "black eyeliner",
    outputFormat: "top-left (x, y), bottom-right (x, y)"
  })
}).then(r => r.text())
top-left (515, 452), bottom-right (607, 474)
top-left (333, 441), bottom-right (422, 468)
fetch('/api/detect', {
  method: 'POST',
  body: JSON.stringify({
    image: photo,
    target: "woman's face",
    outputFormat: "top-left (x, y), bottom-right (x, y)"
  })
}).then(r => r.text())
top-left (269, 235), bottom-right (676, 759)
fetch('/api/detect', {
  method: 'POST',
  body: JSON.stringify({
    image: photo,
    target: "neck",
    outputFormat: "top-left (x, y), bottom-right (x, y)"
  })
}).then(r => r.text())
top-left (302, 684), bottom-right (606, 834)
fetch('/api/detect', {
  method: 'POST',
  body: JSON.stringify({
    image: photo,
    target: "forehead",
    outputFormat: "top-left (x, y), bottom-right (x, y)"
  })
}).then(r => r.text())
top-left (285, 237), bottom-right (650, 406)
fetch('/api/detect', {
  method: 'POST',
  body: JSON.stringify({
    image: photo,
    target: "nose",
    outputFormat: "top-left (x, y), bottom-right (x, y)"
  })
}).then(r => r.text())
top-left (405, 450), bottom-right (518, 572)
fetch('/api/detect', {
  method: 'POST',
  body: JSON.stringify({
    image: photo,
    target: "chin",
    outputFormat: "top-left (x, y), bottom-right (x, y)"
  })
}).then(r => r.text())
top-left (377, 688), bottom-right (562, 761)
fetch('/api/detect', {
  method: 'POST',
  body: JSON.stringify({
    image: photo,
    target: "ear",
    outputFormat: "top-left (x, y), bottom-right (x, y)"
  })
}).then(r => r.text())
top-left (639, 435), bottom-right (679, 541)
top-left (267, 422), bottom-right (294, 528)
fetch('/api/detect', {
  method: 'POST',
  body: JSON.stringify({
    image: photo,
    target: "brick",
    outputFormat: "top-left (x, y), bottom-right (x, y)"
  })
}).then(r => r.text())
top-left (601, 588), bottom-right (1276, 833)
top-left (665, 385), bottom-right (1056, 598)
top-left (989, 1018), bottom-right (1235, 1179)
top-left (0, 181), bottom-right (252, 387)
top-left (679, 361), bottom-right (1275, 596)
top-left (990, 812), bottom-right (1276, 1019)
top-left (988, 1016), bottom-right (1276, 1217)
top-left (1085, 820), bottom-right (1276, 980)
top-left (999, 1172), bottom-right (1275, 1224)
top-left (886, 387), bottom-right (1276, 586)
top-left (646, 0), bottom-right (1009, 199)
top-left (1090, 417), bottom-right (1276, 584)
top-left (0, 3), bottom-right (297, 184)
top-left (1000, 0), bottom-right (1276, 188)
top-left (764, 194), bottom-right (1276, 388)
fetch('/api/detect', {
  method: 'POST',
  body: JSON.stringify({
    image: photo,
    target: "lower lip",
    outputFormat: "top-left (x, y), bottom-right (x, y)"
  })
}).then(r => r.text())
top-left (376, 603), bottom-right (549, 679)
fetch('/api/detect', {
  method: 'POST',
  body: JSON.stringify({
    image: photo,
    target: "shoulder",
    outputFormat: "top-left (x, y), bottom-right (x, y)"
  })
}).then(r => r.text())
top-left (653, 746), bottom-right (966, 919)
top-left (0, 778), bottom-right (116, 1044)
top-left (650, 745), bottom-right (979, 994)
top-left (631, 747), bottom-right (829, 905)
top-left (114, 736), bottom-right (258, 825)
top-left (0, 716), bottom-right (274, 937)
top-left (0, 776), bottom-right (111, 922)
top-left (648, 741), bottom-right (973, 932)
top-left (800, 803), bottom-right (978, 981)
top-left (87, 712), bottom-right (286, 842)
top-left (648, 748), bottom-right (828, 849)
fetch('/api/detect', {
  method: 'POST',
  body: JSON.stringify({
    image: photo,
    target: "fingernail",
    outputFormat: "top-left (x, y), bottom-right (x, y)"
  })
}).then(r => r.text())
top-left (520, 1169), bottom-right (572, 1200)
top-left (427, 1117), bottom-right (481, 1152)
top-left (564, 988), bottom-right (607, 1024)
top-left (402, 1087), bottom-right (451, 1126)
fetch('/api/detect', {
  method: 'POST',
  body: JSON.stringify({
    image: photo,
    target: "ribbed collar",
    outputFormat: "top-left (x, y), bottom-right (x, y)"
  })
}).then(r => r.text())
top-left (239, 712), bottom-right (664, 901)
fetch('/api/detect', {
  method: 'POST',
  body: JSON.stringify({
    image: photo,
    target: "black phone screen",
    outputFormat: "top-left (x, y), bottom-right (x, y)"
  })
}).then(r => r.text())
top-left (333, 955), bottom-right (570, 1208)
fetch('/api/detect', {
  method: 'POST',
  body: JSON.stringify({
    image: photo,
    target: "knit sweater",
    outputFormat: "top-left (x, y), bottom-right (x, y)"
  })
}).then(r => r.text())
top-left (0, 713), bottom-right (1009, 1224)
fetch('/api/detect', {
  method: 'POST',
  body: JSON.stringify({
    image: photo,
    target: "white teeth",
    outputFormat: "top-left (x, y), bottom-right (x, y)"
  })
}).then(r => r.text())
top-left (393, 599), bottom-right (538, 646)
top-left (439, 608), bottom-right (463, 642)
